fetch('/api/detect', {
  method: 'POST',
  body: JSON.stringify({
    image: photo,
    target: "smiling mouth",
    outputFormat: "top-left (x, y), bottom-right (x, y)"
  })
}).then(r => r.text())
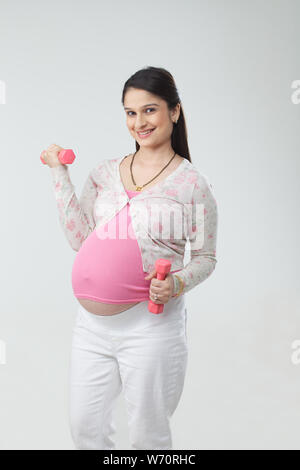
top-left (137, 128), bottom-right (155, 137)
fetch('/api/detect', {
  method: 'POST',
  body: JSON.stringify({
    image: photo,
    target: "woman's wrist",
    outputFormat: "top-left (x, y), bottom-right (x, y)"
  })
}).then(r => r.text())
top-left (171, 274), bottom-right (179, 296)
top-left (171, 274), bottom-right (185, 297)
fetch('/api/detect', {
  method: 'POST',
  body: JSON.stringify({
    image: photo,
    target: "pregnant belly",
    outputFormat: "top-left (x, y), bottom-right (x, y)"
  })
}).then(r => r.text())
top-left (76, 298), bottom-right (141, 316)
top-left (71, 227), bottom-right (152, 317)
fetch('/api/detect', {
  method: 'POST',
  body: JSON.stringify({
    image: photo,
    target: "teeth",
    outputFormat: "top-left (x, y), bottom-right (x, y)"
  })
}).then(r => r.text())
top-left (139, 129), bottom-right (154, 135)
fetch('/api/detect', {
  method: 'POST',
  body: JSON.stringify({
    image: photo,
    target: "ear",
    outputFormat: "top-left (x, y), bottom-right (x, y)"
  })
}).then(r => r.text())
top-left (144, 269), bottom-right (156, 281)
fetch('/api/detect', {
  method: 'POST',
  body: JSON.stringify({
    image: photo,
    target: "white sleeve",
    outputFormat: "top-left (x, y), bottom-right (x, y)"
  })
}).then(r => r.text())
top-left (50, 165), bottom-right (98, 251)
top-left (173, 173), bottom-right (218, 295)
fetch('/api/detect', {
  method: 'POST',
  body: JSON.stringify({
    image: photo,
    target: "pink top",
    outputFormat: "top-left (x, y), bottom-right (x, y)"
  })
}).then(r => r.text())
top-left (71, 189), bottom-right (181, 303)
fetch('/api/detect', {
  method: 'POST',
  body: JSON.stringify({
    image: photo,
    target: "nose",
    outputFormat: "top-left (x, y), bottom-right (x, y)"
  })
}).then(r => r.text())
top-left (134, 113), bottom-right (147, 130)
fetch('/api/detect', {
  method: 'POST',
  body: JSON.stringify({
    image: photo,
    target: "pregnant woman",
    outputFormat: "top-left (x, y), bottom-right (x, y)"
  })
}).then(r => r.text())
top-left (43, 66), bottom-right (218, 450)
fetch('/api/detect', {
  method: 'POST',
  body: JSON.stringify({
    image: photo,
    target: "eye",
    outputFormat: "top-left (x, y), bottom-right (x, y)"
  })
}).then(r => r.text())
top-left (126, 108), bottom-right (155, 116)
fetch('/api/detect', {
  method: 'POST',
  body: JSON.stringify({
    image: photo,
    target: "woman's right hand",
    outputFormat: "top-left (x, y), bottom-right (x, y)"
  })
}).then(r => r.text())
top-left (41, 144), bottom-right (65, 168)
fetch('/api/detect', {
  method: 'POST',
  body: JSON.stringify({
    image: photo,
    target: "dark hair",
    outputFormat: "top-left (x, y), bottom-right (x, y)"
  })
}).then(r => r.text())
top-left (121, 66), bottom-right (192, 163)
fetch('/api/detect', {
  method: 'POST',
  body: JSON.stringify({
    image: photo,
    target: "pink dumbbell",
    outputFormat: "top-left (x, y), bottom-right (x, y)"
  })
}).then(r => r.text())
top-left (40, 149), bottom-right (76, 165)
top-left (148, 258), bottom-right (172, 314)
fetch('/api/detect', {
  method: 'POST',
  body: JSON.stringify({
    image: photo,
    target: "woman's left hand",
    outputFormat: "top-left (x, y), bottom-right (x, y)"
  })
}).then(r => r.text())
top-left (144, 270), bottom-right (174, 304)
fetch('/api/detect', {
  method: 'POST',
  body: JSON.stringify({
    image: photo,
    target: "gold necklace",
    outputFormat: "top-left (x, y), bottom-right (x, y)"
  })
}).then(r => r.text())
top-left (130, 150), bottom-right (177, 191)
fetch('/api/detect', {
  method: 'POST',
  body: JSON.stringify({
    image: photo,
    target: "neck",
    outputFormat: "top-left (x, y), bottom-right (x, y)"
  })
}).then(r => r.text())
top-left (135, 144), bottom-right (176, 167)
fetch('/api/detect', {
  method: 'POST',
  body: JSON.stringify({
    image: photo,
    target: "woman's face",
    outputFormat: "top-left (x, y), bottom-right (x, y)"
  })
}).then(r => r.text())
top-left (124, 88), bottom-right (179, 149)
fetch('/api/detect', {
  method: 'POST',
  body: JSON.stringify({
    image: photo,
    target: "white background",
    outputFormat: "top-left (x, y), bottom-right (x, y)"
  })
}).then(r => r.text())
top-left (0, 0), bottom-right (299, 450)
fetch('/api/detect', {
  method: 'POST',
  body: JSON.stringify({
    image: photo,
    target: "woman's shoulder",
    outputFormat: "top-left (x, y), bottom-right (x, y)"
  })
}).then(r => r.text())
top-left (181, 157), bottom-right (202, 178)
top-left (88, 158), bottom-right (118, 185)
top-left (92, 156), bottom-right (119, 172)
top-left (182, 158), bottom-right (215, 191)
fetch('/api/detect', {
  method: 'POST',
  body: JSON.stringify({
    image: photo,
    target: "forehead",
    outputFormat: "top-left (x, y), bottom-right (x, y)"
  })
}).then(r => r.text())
top-left (124, 88), bottom-right (163, 109)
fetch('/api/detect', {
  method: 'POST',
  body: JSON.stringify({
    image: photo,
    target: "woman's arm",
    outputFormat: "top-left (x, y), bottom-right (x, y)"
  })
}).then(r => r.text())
top-left (50, 165), bottom-right (98, 251)
top-left (171, 173), bottom-right (218, 296)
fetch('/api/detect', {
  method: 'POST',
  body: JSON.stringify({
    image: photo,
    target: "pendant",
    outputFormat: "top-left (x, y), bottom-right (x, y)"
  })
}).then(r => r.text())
top-left (136, 186), bottom-right (143, 191)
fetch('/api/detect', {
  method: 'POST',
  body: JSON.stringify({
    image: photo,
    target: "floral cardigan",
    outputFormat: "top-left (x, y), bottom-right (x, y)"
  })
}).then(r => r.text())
top-left (50, 154), bottom-right (218, 296)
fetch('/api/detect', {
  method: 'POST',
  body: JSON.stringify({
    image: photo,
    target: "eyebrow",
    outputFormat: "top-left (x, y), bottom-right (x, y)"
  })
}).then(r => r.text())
top-left (124, 103), bottom-right (159, 110)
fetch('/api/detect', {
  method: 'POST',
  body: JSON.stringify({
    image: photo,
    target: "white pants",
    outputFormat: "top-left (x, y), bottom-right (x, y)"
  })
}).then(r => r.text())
top-left (68, 295), bottom-right (188, 450)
